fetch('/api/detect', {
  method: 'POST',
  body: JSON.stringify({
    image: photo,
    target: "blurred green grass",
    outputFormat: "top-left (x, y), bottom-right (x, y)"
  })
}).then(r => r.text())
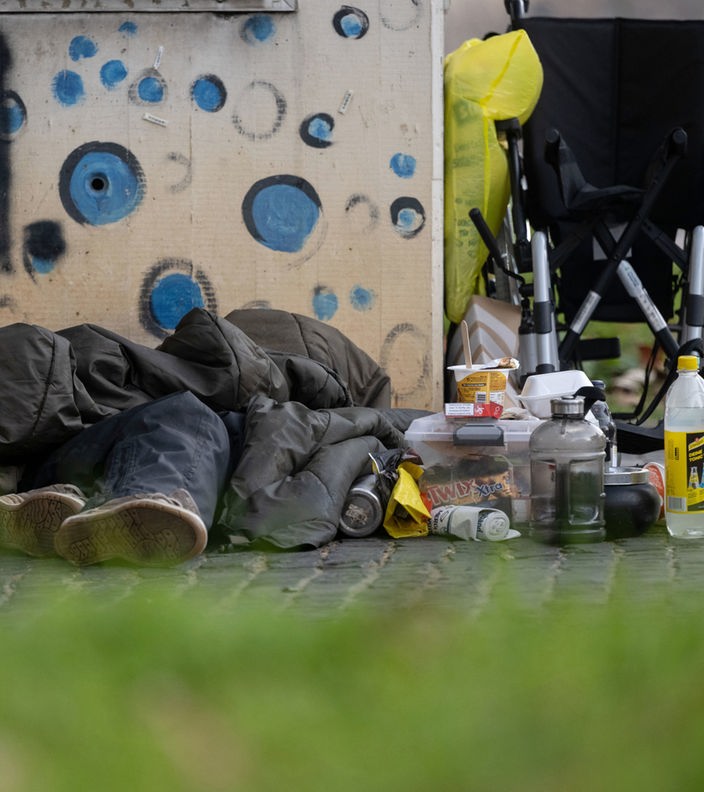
top-left (1, 588), bottom-right (703, 792)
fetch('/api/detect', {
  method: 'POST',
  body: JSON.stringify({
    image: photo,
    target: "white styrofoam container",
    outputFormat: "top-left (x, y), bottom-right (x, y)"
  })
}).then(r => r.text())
top-left (517, 370), bottom-right (592, 418)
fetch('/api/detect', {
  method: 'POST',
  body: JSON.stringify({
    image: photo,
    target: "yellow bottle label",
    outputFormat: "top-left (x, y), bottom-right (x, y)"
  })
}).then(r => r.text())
top-left (665, 430), bottom-right (704, 513)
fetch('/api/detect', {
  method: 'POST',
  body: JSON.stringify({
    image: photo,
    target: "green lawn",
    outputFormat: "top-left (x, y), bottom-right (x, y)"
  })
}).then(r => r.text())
top-left (1, 587), bottom-right (703, 792)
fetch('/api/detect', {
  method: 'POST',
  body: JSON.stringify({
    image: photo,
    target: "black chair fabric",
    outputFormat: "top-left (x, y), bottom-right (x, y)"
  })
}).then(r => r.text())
top-left (518, 17), bottom-right (704, 322)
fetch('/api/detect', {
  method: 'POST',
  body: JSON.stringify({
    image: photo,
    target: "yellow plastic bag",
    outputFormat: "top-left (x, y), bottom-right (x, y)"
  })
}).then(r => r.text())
top-left (383, 460), bottom-right (431, 539)
top-left (444, 30), bottom-right (543, 325)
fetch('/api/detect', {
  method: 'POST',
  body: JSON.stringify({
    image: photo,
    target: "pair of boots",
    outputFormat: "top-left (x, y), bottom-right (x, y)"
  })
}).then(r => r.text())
top-left (0, 485), bottom-right (208, 566)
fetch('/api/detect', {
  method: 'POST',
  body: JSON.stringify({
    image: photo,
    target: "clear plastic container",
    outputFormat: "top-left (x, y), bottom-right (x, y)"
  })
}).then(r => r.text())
top-left (664, 355), bottom-right (704, 538)
top-left (529, 396), bottom-right (606, 544)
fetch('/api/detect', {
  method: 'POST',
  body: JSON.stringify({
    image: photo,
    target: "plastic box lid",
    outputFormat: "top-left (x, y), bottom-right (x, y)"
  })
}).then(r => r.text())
top-left (405, 412), bottom-right (539, 448)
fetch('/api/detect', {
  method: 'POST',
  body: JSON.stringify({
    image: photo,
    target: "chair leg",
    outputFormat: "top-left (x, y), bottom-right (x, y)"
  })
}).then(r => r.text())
top-left (531, 231), bottom-right (560, 373)
top-left (615, 260), bottom-right (679, 361)
top-left (683, 225), bottom-right (704, 345)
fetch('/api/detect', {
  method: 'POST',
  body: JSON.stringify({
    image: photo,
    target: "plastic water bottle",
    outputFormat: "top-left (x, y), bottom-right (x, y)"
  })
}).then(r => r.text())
top-left (664, 355), bottom-right (704, 538)
top-left (529, 396), bottom-right (606, 544)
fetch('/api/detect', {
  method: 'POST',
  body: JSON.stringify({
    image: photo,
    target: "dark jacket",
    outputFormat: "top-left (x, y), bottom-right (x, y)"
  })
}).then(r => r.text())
top-left (0, 308), bottom-right (424, 548)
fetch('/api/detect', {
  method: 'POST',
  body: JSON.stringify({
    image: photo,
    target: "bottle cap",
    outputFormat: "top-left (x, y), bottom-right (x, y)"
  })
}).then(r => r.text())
top-left (550, 395), bottom-right (585, 418)
top-left (677, 355), bottom-right (700, 371)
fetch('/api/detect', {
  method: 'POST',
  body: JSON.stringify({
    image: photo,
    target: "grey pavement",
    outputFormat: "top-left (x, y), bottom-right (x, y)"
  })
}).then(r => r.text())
top-left (0, 521), bottom-right (700, 618)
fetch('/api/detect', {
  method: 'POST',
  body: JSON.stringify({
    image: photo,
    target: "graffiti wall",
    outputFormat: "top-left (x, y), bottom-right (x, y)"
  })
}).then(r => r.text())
top-left (0, 1), bottom-right (444, 408)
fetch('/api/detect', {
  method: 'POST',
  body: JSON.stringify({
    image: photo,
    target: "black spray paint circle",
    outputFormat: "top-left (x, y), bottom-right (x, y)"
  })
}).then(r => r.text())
top-left (232, 80), bottom-right (287, 141)
top-left (128, 68), bottom-right (168, 105)
top-left (23, 220), bottom-right (66, 279)
top-left (345, 193), bottom-right (380, 232)
top-left (242, 174), bottom-right (322, 253)
top-left (380, 321), bottom-right (430, 400)
top-left (381, 1), bottom-right (423, 31)
top-left (58, 141), bottom-right (146, 226)
top-left (139, 258), bottom-right (218, 339)
top-left (299, 112), bottom-right (335, 148)
top-left (166, 151), bottom-right (192, 194)
top-left (0, 90), bottom-right (27, 141)
top-left (191, 73), bottom-right (227, 113)
top-left (390, 196), bottom-right (426, 238)
top-left (333, 6), bottom-right (370, 39)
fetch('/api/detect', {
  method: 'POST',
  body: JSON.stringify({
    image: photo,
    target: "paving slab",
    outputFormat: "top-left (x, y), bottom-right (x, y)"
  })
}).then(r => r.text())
top-left (0, 520), bottom-right (700, 618)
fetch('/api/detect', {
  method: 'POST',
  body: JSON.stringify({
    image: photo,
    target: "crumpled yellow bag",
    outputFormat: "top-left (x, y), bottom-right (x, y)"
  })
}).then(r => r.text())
top-left (383, 460), bottom-right (431, 539)
top-left (444, 29), bottom-right (543, 325)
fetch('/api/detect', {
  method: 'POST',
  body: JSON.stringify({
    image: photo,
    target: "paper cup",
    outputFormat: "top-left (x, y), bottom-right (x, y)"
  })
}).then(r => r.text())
top-left (448, 365), bottom-right (511, 418)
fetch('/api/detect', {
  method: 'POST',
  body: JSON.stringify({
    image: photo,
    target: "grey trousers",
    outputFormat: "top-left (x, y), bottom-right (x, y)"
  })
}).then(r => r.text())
top-left (23, 391), bottom-right (243, 528)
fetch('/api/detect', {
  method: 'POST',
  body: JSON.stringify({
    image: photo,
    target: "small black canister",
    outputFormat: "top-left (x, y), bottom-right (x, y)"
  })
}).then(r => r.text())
top-left (604, 467), bottom-right (661, 539)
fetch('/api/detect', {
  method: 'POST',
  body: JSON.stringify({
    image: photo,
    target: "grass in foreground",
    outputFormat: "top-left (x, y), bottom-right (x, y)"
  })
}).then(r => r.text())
top-left (0, 588), bottom-right (703, 792)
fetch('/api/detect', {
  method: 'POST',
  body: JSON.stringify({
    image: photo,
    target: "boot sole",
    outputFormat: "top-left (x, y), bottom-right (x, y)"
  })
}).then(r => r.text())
top-left (0, 492), bottom-right (86, 557)
top-left (56, 499), bottom-right (208, 566)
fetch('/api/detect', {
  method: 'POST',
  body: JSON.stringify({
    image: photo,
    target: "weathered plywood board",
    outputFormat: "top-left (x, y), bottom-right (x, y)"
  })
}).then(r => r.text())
top-left (0, 1), bottom-right (444, 408)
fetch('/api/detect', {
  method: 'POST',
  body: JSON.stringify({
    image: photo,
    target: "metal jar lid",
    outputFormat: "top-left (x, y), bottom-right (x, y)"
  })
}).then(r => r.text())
top-left (550, 395), bottom-right (585, 417)
top-left (604, 466), bottom-right (650, 486)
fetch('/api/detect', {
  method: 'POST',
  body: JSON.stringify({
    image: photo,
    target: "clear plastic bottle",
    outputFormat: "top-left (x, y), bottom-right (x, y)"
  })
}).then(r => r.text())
top-left (664, 354), bottom-right (704, 538)
top-left (529, 396), bottom-right (606, 544)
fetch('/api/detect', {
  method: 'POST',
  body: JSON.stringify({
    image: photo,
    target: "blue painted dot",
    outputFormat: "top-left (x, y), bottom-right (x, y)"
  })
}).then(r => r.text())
top-left (350, 285), bottom-right (374, 311)
top-left (100, 60), bottom-right (128, 90)
top-left (309, 116), bottom-right (332, 141)
top-left (52, 71), bottom-right (85, 106)
top-left (398, 208), bottom-right (418, 230)
top-left (341, 14), bottom-right (363, 37)
top-left (150, 273), bottom-right (205, 330)
top-left (243, 178), bottom-right (322, 253)
top-left (390, 196), bottom-right (426, 238)
top-left (1, 103), bottom-right (23, 134)
top-left (0, 92), bottom-right (26, 137)
top-left (69, 35), bottom-right (98, 61)
top-left (191, 75), bottom-right (226, 112)
top-left (333, 7), bottom-right (370, 39)
top-left (30, 256), bottom-right (55, 275)
top-left (299, 113), bottom-right (334, 148)
top-left (138, 76), bottom-right (164, 103)
top-left (242, 15), bottom-right (275, 44)
top-left (390, 152), bottom-right (416, 178)
top-left (119, 21), bottom-right (138, 36)
top-left (313, 288), bottom-right (338, 321)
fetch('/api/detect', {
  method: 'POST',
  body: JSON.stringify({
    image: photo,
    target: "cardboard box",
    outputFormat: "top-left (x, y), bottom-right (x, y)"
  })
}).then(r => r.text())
top-left (0, 2), bottom-right (445, 410)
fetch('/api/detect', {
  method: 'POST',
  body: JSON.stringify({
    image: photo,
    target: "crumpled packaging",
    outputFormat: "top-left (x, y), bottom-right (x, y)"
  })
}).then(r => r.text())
top-left (370, 449), bottom-right (431, 538)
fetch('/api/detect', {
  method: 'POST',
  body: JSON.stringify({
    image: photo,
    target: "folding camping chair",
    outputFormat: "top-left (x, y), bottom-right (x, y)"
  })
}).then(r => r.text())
top-left (475, 1), bottom-right (704, 451)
